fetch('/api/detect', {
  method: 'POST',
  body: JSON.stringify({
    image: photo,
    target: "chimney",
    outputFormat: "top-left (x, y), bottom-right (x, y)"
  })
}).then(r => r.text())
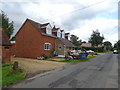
top-left (65, 33), bottom-right (70, 40)
top-left (61, 30), bottom-right (64, 38)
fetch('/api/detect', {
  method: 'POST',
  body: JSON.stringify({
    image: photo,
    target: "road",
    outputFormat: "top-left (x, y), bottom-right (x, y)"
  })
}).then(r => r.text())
top-left (18, 52), bottom-right (118, 88)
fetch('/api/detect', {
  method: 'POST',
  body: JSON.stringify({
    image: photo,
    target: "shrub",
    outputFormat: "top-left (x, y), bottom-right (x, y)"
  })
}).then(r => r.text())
top-left (41, 53), bottom-right (52, 60)
top-left (81, 47), bottom-right (104, 52)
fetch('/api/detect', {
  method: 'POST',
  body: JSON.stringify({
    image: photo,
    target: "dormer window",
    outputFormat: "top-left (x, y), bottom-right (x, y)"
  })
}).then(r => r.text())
top-left (57, 29), bottom-right (61, 38)
top-left (68, 34), bottom-right (70, 40)
top-left (61, 31), bottom-right (65, 38)
top-left (46, 28), bottom-right (52, 35)
top-left (46, 24), bottom-right (52, 35)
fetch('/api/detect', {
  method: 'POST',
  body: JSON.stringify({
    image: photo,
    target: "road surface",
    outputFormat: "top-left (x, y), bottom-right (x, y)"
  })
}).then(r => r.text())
top-left (16, 52), bottom-right (118, 88)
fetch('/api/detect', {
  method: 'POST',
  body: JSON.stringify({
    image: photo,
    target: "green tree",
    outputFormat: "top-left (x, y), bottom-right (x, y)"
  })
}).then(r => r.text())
top-left (103, 41), bottom-right (112, 51)
top-left (1, 11), bottom-right (14, 39)
top-left (114, 40), bottom-right (120, 50)
top-left (70, 34), bottom-right (82, 47)
top-left (88, 29), bottom-right (104, 47)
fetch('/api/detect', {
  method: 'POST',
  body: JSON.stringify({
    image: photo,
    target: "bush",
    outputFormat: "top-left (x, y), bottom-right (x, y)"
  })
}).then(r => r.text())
top-left (81, 47), bottom-right (104, 52)
top-left (41, 53), bottom-right (52, 60)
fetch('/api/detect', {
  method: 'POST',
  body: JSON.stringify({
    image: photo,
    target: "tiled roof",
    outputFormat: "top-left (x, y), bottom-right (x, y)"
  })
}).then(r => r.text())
top-left (52, 25), bottom-right (59, 31)
top-left (28, 19), bottom-right (57, 38)
top-left (28, 19), bottom-right (49, 32)
top-left (81, 43), bottom-right (92, 47)
top-left (0, 28), bottom-right (11, 46)
top-left (40, 23), bottom-right (49, 27)
top-left (59, 38), bottom-right (74, 47)
top-left (61, 30), bottom-right (64, 32)
top-left (81, 43), bottom-right (103, 47)
top-left (65, 33), bottom-right (70, 35)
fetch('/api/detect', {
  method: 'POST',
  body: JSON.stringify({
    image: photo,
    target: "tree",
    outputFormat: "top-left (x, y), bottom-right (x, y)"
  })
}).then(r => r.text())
top-left (1, 11), bottom-right (14, 39)
top-left (70, 34), bottom-right (81, 47)
top-left (114, 40), bottom-right (120, 50)
top-left (103, 41), bottom-right (112, 51)
top-left (88, 29), bottom-right (104, 47)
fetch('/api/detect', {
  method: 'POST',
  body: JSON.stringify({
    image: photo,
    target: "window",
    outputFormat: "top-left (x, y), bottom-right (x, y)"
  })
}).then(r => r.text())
top-left (62, 32), bottom-right (65, 38)
top-left (4, 46), bottom-right (10, 49)
top-left (57, 29), bottom-right (61, 38)
top-left (46, 25), bottom-right (52, 35)
top-left (46, 28), bottom-right (52, 35)
top-left (68, 34), bottom-right (70, 40)
top-left (58, 44), bottom-right (62, 50)
top-left (44, 43), bottom-right (51, 50)
top-left (57, 32), bottom-right (61, 38)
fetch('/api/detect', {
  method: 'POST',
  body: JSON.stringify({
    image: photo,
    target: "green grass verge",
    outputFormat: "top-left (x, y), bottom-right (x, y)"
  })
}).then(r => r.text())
top-left (1, 63), bottom-right (26, 87)
top-left (96, 51), bottom-right (110, 53)
top-left (60, 55), bottom-right (96, 63)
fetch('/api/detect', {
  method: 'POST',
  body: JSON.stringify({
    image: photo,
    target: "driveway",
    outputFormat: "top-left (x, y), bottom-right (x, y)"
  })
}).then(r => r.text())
top-left (11, 52), bottom-right (118, 88)
top-left (11, 57), bottom-right (67, 75)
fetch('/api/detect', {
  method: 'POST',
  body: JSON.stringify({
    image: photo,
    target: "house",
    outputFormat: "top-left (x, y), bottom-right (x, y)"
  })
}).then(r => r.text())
top-left (15, 19), bottom-right (74, 58)
top-left (56, 38), bottom-right (74, 56)
top-left (52, 26), bottom-right (74, 56)
top-left (81, 43), bottom-right (103, 47)
top-left (0, 28), bottom-right (11, 63)
top-left (81, 43), bottom-right (92, 47)
top-left (15, 19), bottom-right (56, 58)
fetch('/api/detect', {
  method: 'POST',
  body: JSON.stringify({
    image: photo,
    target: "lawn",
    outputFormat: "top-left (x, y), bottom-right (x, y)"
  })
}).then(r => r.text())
top-left (2, 63), bottom-right (26, 87)
top-left (60, 55), bottom-right (96, 63)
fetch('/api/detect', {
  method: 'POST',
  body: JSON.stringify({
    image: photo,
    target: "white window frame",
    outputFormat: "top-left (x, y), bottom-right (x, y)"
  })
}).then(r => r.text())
top-left (62, 31), bottom-right (65, 38)
top-left (68, 34), bottom-right (70, 40)
top-left (46, 24), bottom-right (52, 35)
top-left (57, 29), bottom-right (61, 38)
top-left (44, 43), bottom-right (51, 50)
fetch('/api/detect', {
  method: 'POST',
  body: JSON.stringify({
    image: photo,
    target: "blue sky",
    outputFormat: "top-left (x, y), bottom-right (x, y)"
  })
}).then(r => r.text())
top-left (1, 0), bottom-right (119, 45)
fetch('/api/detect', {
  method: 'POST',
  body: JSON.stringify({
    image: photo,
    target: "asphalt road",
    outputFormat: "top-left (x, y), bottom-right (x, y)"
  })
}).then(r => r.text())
top-left (20, 52), bottom-right (118, 88)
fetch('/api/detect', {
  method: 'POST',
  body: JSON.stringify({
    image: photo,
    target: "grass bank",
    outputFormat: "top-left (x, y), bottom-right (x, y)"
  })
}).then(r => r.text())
top-left (2, 63), bottom-right (26, 87)
top-left (59, 55), bottom-right (96, 63)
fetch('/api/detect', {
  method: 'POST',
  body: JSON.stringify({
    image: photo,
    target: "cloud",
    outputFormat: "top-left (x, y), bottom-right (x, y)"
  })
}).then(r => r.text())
top-left (70, 17), bottom-right (118, 44)
top-left (1, 0), bottom-right (118, 44)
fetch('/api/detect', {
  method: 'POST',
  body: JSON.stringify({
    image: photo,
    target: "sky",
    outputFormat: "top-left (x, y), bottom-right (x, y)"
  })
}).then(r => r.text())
top-left (1, 0), bottom-right (119, 45)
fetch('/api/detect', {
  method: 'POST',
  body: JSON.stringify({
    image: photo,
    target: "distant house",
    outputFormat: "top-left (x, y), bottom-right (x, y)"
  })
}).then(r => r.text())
top-left (52, 26), bottom-right (74, 56)
top-left (81, 43), bottom-right (92, 47)
top-left (81, 43), bottom-right (103, 47)
top-left (56, 38), bottom-right (74, 56)
top-left (15, 19), bottom-right (74, 58)
top-left (0, 28), bottom-right (11, 63)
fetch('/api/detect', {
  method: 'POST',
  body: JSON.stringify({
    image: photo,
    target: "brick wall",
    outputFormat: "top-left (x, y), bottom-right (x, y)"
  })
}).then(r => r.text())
top-left (10, 43), bottom-right (16, 56)
top-left (15, 20), bottom-right (56, 59)
top-left (2, 46), bottom-right (11, 63)
top-left (55, 39), bottom-right (64, 55)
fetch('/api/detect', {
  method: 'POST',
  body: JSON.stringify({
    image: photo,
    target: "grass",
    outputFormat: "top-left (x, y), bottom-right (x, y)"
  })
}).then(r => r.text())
top-left (60, 55), bottom-right (96, 63)
top-left (96, 51), bottom-right (110, 53)
top-left (2, 63), bottom-right (26, 87)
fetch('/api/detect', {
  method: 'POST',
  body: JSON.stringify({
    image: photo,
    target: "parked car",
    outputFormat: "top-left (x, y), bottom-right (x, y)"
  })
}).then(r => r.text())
top-left (86, 50), bottom-right (94, 53)
top-left (113, 50), bottom-right (118, 54)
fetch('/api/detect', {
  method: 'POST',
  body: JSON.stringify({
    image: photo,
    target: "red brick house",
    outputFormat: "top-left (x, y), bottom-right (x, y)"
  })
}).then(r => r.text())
top-left (15, 19), bottom-right (57, 58)
top-left (0, 28), bottom-right (11, 63)
top-left (15, 19), bottom-right (74, 58)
